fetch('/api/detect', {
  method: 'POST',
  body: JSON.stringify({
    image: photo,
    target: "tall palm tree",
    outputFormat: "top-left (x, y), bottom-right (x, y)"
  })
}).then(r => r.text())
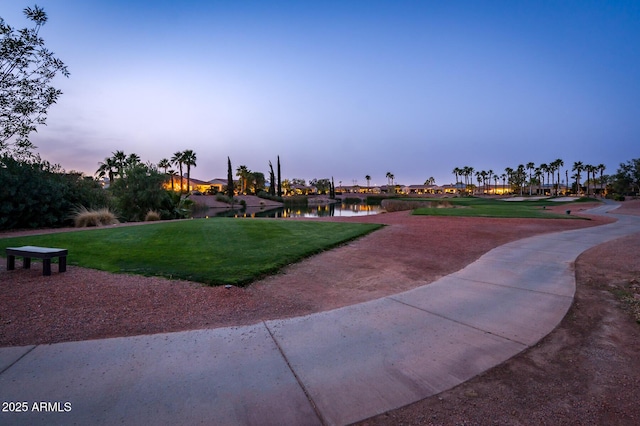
top-left (171, 151), bottom-right (185, 193)
top-left (597, 163), bottom-right (606, 196)
top-left (534, 167), bottom-right (542, 195)
top-left (464, 166), bottom-right (474, 195)
top-left (572, 161), bottom-right (584, 195)
top-left (168, 169), bottom-right (177, 191)
top-left (182, 149), bottom-right (197, 193)
top-left (452, 167), bottom-right (461, 193)
top-left (487, 169), bottom-right (496, 194)
top-left (526, 162), bottom-right (535, 195)
top-left (552, 158), bottom-right (564, 196)
top-left (501, 173), bottom-right (507, 195)
top-left (517, 164), bottom-right (525, 196)
top-left (158, 158), bottom-right (171, 189)
top-left (539, 163), bottom-right (549, 195)
top-left (504, 167), bottom-right (514, 195)
top-left (365, 175), bottom-right (371, 192)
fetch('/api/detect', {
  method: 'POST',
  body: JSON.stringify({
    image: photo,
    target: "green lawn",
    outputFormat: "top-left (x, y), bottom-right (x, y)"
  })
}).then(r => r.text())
top-left (412, 197), bottom-right (595, 219)
top-left (0, 219), bottom-right (382, 286)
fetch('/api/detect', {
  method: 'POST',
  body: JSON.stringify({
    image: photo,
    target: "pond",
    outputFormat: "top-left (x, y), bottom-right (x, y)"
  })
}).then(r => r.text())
top-left (193, 203), bottom-right (383, 218)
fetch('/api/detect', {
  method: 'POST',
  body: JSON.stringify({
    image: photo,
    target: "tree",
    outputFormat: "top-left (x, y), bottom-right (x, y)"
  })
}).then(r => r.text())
top-left (171, 151), bottom-right (184, 193)
top-left (597, 163), bottom-right (606, 196)
top-left (277, 155), bottom-right (282, 197)
top-left (226, 157), bottom-right (234, 197)
top-left (157, 158), bottom-right (170, 175)
top-left (424, 176), bottom-right (435, 186)
top-left (96, 156), bottom-right (117, 184)
top-left (612, 158), bottom-right (640, 196)
top-left (109, 162), bottom-right (170, 222)
top-left (572, 161), bottom-right (584, 195)
top-left (504, 167), bottom-right (513, 194)
top-left (112, 150), bottom-right (127, 178)
top-left (526, 162), bottom-right (535, 195)
top-left (365, 174), bottom-right (371, 192)
top-left (539, 163), bottom-right (549, 194)
top-left (0, 5), bottom-right (69, 157)
top-left (310, 178), bottom-right (331, 194)
top-left (552, 158), bottom-right (563, 196)
top-left (236, 165), bottom-right (250, 194)
top-left (268, 161), bottom-right (276, 196)
top-left (181, 149), bottom-right (197, 193)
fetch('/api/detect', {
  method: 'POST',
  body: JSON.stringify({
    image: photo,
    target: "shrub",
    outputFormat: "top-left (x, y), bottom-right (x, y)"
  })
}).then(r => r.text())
top-left (145, 210), bottom-right (161, 221)
top-left (73, 207), bottom-right (119, 227)
top-left (109, 163), bottom-right (170, 221)
top-left (257, 191), bottom-right (283, 203)
top-left (284, 195), bottom-right (308, 207)
top-left (381, 199), bottom-right (452, 212)
top-left (342, 197), bottom-right (362, 204)
top-left (0, 155), bottom-right (111, 230)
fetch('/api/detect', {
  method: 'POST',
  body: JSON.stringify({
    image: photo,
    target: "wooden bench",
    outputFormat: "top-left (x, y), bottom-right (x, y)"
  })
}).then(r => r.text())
top-left (6, 246), bottom-right (68, 276)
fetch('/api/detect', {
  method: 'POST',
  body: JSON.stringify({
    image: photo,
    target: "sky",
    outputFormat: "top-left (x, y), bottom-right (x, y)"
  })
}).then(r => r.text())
top-left (2, 0), bottom-right (639, 187)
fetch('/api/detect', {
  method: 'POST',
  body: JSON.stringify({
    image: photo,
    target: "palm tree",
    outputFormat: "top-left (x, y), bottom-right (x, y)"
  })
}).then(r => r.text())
top-left (572, 161), bottom-right (584, 195)
top-left (168, 169), bottom-right (177, 191)
top-left (501, 173), bottom-right (507, 195)
top-left (237, 165), bottom-right (250, 194)
top-left (552, 158), bottom-right (564, 196)
top-left (365, 175), bottom-right (371, 192)
top-left (182, 149), bottom-right (197, 193)
top-left (517, 164), bottom-right (525, 196)
top-left (487, 169), bottom-right (496, 194)
top-left (158, 158), bottom-right (170, 174)
top-left (534, 167), bottom-right (543, 195)
top-left (526, 162), bottom-right (535, 195)
top-left (96, 156), bottom-right (117, 184)
top-left (597, 163), bottom-right (606, 196)
top-left (464, 166), bottom-right (474, 195)
top-left (504, 167), bottom-right (514, 195)
top-left (158, 158), bottom-right (171, 189)
top-left (452, 167), bottom-right (461, 193)
top-left (539, 163), bottom-right (549, 195)
top-left (424, 176), bottom-right (435, 186)
top-left (385, 172), bottom-right (395, 193)
top-left (171, 151), bottom-right (185, 193)
top-left (112, 150), bottom-right (127, 178)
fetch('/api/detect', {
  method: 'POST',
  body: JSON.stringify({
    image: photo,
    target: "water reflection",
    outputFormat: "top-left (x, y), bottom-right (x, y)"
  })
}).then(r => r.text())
top-left (194, 203), bottom-right (383, 219)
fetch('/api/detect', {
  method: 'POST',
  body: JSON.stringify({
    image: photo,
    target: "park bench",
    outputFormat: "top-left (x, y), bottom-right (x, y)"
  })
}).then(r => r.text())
top-left (6, 246), bottom-right (68, 276)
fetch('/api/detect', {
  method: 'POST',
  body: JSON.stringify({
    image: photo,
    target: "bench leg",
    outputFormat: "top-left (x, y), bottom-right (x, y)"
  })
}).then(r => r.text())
top-left (7, 255), bottom-right (15, 271)
top-left (23, 257), bottom-right (31, 269)
top-left (59, 256), bottom-right (67, 273)
top-left (43, 259), bottom-right (51, 276)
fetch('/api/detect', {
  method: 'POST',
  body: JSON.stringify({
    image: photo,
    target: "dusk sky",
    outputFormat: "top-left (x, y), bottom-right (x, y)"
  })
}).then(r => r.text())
top-left (3, 0), bottom-right (639, 186)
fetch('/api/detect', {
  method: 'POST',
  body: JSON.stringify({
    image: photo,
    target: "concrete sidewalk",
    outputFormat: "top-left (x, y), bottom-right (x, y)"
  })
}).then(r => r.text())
top-left (2, 205), bottom-right (639, 425)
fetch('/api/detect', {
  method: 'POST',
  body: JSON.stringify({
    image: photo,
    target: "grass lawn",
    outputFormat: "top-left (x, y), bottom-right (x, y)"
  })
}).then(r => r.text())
top-left (0, 219), bottom-right (382, 286)
top-left (412, 197), bottom-right (596, 219)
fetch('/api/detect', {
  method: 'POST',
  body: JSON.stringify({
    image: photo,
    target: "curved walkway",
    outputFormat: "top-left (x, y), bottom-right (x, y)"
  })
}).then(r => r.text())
top-left (1, 204), bottom-right (639, 426)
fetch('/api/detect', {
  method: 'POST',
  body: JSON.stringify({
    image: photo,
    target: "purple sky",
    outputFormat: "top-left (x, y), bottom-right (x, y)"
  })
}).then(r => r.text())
top-left (3, 0), bottom-right (638, 186)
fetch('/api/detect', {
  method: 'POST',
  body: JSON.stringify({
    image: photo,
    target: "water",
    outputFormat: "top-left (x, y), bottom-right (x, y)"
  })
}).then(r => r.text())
top-left (194, 203), bottom-right (383, 218)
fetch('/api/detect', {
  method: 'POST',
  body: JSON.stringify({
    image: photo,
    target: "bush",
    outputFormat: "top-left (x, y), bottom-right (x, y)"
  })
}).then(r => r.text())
top-left (257, 191), bottom-right (283, 203)
top-left (381, 199), bottom-right (452, 212)
top-left (0, 155), bottom-right (110, 230)
top-left (73, 207), bottom-right (119, 227)
top-left (284, 195), bottom-right (308, 207)
top-left (145, 210), bottom-right (161, 221)
top-left (342, 197), bottom-right (362, 204)
top-left (109, 163), bottom-right (170, 221)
